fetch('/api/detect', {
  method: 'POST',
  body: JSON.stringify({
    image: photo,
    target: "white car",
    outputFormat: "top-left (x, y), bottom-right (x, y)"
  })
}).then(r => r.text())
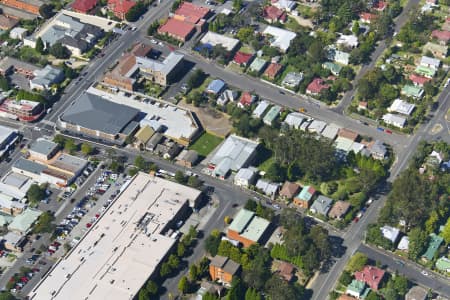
top-left (421, 270), bottom-right (429, 276)
top-left (150, 39), bottom-right (157, 44)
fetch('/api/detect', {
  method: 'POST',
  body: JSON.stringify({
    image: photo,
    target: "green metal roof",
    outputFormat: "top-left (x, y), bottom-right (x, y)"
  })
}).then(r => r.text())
top-left (347, 280), bottom-right (366, 294)
top-left (240, 216), bottom-right (270, 242)
top-left (249, 58), bottom-right (267, 73)
top-left (8, 208), bottom-right (42, 234)
top-left (402, 85), bottom-right (423, 97)
top-left (435, 257), bottom-right (450, 271)
top-left (228, 209), bottom-right (254, 233)
top-left (297, 185), bottom-right (315, 201)
top-left (263, 105), bottom-right (281, 125)
top-left (323, 62), bottom-right (342, 75)
top-left (422, 233), bottom-right (444, 261)
top-left (415, 65), bottom-right (436, 77)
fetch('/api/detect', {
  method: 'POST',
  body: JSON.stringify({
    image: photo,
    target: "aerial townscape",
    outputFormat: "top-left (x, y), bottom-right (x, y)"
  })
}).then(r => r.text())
top-left (0, 0), bottom-right (448, 299)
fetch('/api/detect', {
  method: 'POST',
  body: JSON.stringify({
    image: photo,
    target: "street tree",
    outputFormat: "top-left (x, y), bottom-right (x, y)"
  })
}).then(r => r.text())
top-left (27, 184), bottom-right (46, 204)
top-left (81, 143), bottom-right (93, 156)
top-left (35, 37), bottom-right (45, 54)
top-left (178, 276), bottom-right (189, 294)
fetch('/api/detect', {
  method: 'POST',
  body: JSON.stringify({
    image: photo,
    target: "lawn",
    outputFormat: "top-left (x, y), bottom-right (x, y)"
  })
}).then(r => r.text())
top-left (189, 132), bottom-right (223, 157)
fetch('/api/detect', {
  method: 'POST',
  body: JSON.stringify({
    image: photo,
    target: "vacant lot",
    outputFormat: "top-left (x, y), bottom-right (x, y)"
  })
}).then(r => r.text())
top-left (189, 132), bottom-right (223, 157)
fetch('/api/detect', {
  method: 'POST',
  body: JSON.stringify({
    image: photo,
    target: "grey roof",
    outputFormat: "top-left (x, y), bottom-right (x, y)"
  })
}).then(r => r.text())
top-left (146, 132), bottom-right (164, 150)
top-left (136, 52), bottom-right (184, 76)
top-left (210, 135), bottom-right (259, 176)
top-left (0, 56), bottom-right (39, 73)
top-left (253, 100), bottom-right (270, 118)
top-left (29, 138), bottom-right (58, 157)
top-left (234, 167), bottom-right (256, 181)
top-left (13, 158), bottom-right (46, 175)
top-left (420, 56), bottom-right (440, 68)
top-left (282, 72), bottom-right (303, 87)
top-left (256, 179), bottom-right (279, 196)
top-left (284, 112), bottom-right (306, 129)
top-left (60, 93), bottom-right (139, 135)
top-left (31, 65), bottom-right (64, 88)
top-left (222, 259), bottom-right (241, 275)
top-left (310, 195), bottom-right (333, 216)
top-left (207, 79), bottom-right (226, 94)
top-left (370, 140), bottom-right (387, 157)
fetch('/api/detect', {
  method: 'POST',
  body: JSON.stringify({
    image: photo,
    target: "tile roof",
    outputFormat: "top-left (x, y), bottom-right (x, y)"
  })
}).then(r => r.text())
top-left (233, 51), bottom-right (253, 65)
top-left (239, 92), bottom-right (256, 106)
top-left (338, 128), bottom-right (359, 141)
top-left (72, 0), bottom-right (98, 13)
top-left (0, 15), bottom-right (19, 30)
top-left (279, 181), bottom-right (300, 198)
top-left (432, 30), bottom-right (450, 42)
top-left (359, 12), bottom-right (377, 22)
top-left (263, 6), bottom-right (287, 22)
top-left (108, 0), bottom-right (136, 14)
top-left (328, 201), bottom-right (350, 218)
top-left (174, 2), bottom-right (210, 24)
top-left (158, 18), bottom-right (196, 40)
top-left (354, 265), bottom-right (385, 290)
top-left (306, 78), bottom-right (329, 94)
top-left (409, 73), bottom-right (431, 86)
top-left (264, 63), bottom-right (283, 78)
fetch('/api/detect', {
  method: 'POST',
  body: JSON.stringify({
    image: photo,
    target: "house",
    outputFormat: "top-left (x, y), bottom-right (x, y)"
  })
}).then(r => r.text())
top-left (271, 0), bottom-right (296, 11)
top-left (158, 18), bottom-right (196, 42)
top-left (1, 0), bottom-right (43, 15)
top-left (133, 125), bottom-right (154, 150)
top-left (233, 167), bottom-right (257, 187)
top-left (0, 193), bottom-right (25, 216)
top-left (321, 124), bottom-right (340, 140)
top-left (8, 208), bottom-right (42, 235)
top-left (359, 12), bottom-right (377, 24)
top-left (293, 185), bottom-right (316, 208)
top-left (436, 257), bottom-right (450, 272)
top-left (323, 62), bottom-right (342, 76)
top-left (338, 128), bottom-right (359, 142)
top-left (206, 79), bottom-right (226, 95)
top-left (388, 99), bottom-right (415, 116)
top-left (208, 135), bottom-right (259, 178)
top-left (405, 286), bottom-right (428, 300)
top-left (176, 149), bottom-right (199, 168)
top-left (146, 132), bottom-right (164, 151)
top-left (282, 72), bottom-right (303, 89)
top-left (107, 0), bottom-right (136, 20)
top-left (414, 65), bottom-right (436, 78)
top-left (409, 73), bottom-right (431, 86)
top-left (256, 179), bottom-right (279, 197)
top-left (431, 30), bottom-right (450, 44)
top-left (310, 195), bottom-right (333, 216)
top-left (264, 63), bottom-right (283, 80)
top-left (30, 65), bottom-right (65, 90)
top-left (276, 261), bottom-right (295, 282)
top-left (397, 236), bottom-right (409, 251)
top-left (174, 2), bottom-right (210, 29)
top-left (346, 280), bottom-right (367, 299)
top-left (423, 42), bottom-right (448, 59)
top-left (358, 101), bottom-right (368, 111)
top-left (368, 140), bottom-right (387, 160)
top-left (308, 119), bottom-right (327, 134)
top-left (252, 100), bottom-right (270, 118)
top-left (72, 0), bottom-right (98, 14)
top-left (248, 57), bottom-right (267, 74)
top-left (263, 6), bottom-right (287, 23)
top-left (328, 201), bottom-right (350, 219)
top-left (380, 225), bottom-right (400, 244)
top-left (0, 56), bottom-right (38, 77)
top-left (382, 113), bottom-right (406, 128)
top-left (9, 27), bottom-right (26, 40)
top-left (217, 89), bottom-right (238, 106)
top-left (427, 150), bottom-right (444, 168)
top-left (263, 26), bottom-right (296, 52)
top-left (2, 231), bottom-right (27, 252)
top-left (337, 34), bottom-right (359, 48)
top-left (284, 112), bottom-right (305, 129)
top-left (420, 56), bottom-right (441, 70)
top-left (373, 0), bottom-right (387, 11)
top-left (233, 51), bottom-right (253, 66)
top-left (306, 78), bottom-right (329, 95)
top-left (328, 48), bottom-right (350, 65)
top-left (422, 233), bottom-right (443, 261)
top-left (209, 255), bottom-right (241, 286)
top-left (227, 209), bottom-right (271, 247)
top-left (354, 266), bottom-right (385, 290)
top-left (279, 181), bottom-right (300, 200)
top-left (263, 105), bottom-right (282, 125)
top-left (0, 15), bottom-right (19, 31)
top-left (200, 32), bottom-right (240, 53)
top-left (238, 92), bottom-right (257, 108)
top-left (402, 85), bottom-right (424, 99)
top-left (28, 138), bottom-right (59, 161)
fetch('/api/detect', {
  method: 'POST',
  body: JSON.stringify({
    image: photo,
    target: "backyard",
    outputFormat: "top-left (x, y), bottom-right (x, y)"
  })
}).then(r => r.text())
top-left (189, 132), bottom-right (223, 157)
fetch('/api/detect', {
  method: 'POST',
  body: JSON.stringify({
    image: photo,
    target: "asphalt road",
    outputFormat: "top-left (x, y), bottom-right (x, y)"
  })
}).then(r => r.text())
top-left (359, 244), bottom-right (450, 297)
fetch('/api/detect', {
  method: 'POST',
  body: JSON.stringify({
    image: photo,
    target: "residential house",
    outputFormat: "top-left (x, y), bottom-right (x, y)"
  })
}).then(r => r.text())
top-left (368, 140), bottom-right (387, 160)
top-left (0, 15), bottom-right (19, 31)
top-left (209, 255), bottom-right (241, 286)
top-left (306, 78), bottom-right (329, 95)
top-left (336, 34), bottom-right (359, 48)
top-left (227, 209), bottom-right (271, 247)
top-left (397, 235), bottom-right (410, 251)
top-left (388, 99), bottom-right (415, 116)
top-left (263, 6), bottom-right (287, 23)
top-left (420, 56), bottom-right (441, 70)
top-left (264, 63), bottom-right (283, 80)
top-left (405, 286), bottom-right (428, 300)
top-left (431, 30), bottom-right (450, 44)
top-left (107, 0), bottom-right (136, 20)
top-left (338, 128), bottom-right (359, 142)
top-left (422, 233), bottom-right (443, 261)
top-left (9, 27), bottom-right (26, 40)
top-left (284, 112), bottom-right (305, 129)
top-left (323, 62), bottom-right (342, 76)
top-left (158, 18), bottom-right (196, 42)
top-left (233, 51), bottom-right (254, 67)
top-left (252, 100), bottom-right (270, 118)
top-left (293, 185), bottom-right (316, 208)
top-left (262, 26), bottom-right (296, 52)
top-left (415, 65), bottom-right (436, 78)
top-left (238, 92), bottom-right (257, 108)
top-left (409, 73), bottom-right (431, 86)
top-left (276, 261), bottom-right (295, 282)
top-left (29, 65), bottom-right (65, 90)
top-left (176, 149), bottom-right (199, 168)
top-left (282, 72), bottom-right (303, 89)
top-left (271, 0), bottom-right (296, 11)
top-left (435, 257), bottom-right (450, 273)
top-left (233, 167), bottom-right (257, 187)
top-left (382, 113), bottom-right (406, 128)
top-left (402, 85), bottom-right (424, 99)
top-left (380, 225), bottom-right (400, 244)
top-left (256, 179), bottom-right (279, 197)
top-left (359, 12), bottom-right (377, 23)
top-left (327, 48), bottom-right (350, 65)
top-left (354, 265), bottom-right (385, 291)
top-left (217, 89), bottom-right (238, 106)
top-left (321, 124), bottom-right (340, 140)
top-left (263, 105), bottom-right (281, 125)
top-left (279, 181), bottom-right (300, 200)
top-left (358, 101), bottom-right (368, 111)
top-left (206, 79), bottom-right (226, 95)
top-left (173, 2), bottom-right (210, 31)
top-left (310, 195), bottom-right (333, 216)
top-left (72, 0), bottom-right (98, 14)
top-left (308, 119), bottom-right (327, 134)
top-left (328, 201), bottom-right (350, 219)
top-left (146, 132), bottom-right (164, 151)
top-left (423, 42), bottom-right (448, 59)
top-left (200, 32), bottom-right (240, 53)
top-left (346, 280), bottom-right (368, 299)
top-left (249, 57), bottom-right (267, 74)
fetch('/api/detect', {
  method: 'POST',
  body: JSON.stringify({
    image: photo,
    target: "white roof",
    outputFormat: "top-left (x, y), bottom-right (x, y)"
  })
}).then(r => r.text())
top-left (350, 142), bottom-right (365, 154)
top-left (29, 173), bottom-right (201, 300)
top-left (0, 172), bottom-right (33, 200)
top-left (382, 113), bottom-right (406, 128)
top-left (321, 123), bottom-right (340, 140)
top-left (388, 99), bottom-right (415, 115)
top-left (200, 31), bottom-right (240, 51)
top-left (336, 34), bottom-right (359, 47)
top-left (308, 120), bottom-right (327, 134)
top-left (381, 225), bottom-right (400, 243)
top-left (263, 26), bottom-right (297, 52)
top-left (420, 56), bottom-right (440, 68)
top-left (234, 168), bottom-right (256, 181)
top-left (252, 100), bottom-right (270, 118)
top-left (0, 124), bottom-right (17, 145)
top-left (272, 0), bottom-right (296, 10)
top-left (0, 193), bottom-right (25, 209)
top-left (397, 236), bottom-right (409, 250)
top-left (284, 112), bottom-right (306, 129)
top-left (255, 179), bottom-right (279, 196)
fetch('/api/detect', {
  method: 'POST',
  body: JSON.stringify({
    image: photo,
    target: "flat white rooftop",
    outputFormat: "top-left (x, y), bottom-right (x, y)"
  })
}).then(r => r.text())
top-left (29, 172), bottom-right (201, 300)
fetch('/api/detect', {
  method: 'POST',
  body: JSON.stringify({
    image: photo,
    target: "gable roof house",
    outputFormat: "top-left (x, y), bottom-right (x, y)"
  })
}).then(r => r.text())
top-left (276, 261), bottom-right (295, 282)
top-left (368, 140), bottom-right (387, 160)
top-left (359, 12), bottom-right (377, 24)
top-left (293, 185), bottom-right (316, 208)
top-left (327, 48), bottom-right (350, 65)
top-left (209, 255), bottom-right (241, 286)
top-left (284, 112), bottom-right (306, 129)
top-left (29, 65), bottom-right (65, 91)
top-left (323, 62), bottom-right (342, 76)
top-left (217, 89), bottom-right (238, 106)
top-left (328, 201), bottom-right (350, 219)
top-left (263, 26), bottom-right (296, 52)
top-left (402, 84), bottom-right (424, 99)
top-left (354, 266), bottom-right (386, 290)
top-left (337, 34), bottom-right (359, 48)
top-left (107, 0), bottom-right (136, 20)
top-left (382, 113), bottom-right (406, 128)
top-left (414, 65), bottom-right (436, 78)
top-left (346, 280), bottom-right (368, 299)
top-left (306, 78), bottom-right (329, 95)
top-left (310, 195), bottom-right (333, 216)
top-left (409, 73), bottom-right (431, 86)
top-left (264, 63), bottom-right (283, 80)
top-left (422, 233), bottom-right (443, 261)
top-left (233, 51), bottom-right (254, 66)
top-left (227, 209), bottom-right (271, 247)
top-left (279, 181), bottom-right (300, 200)
top-left (256, 179), bottom-right (280, 197)
top-left (252, 100), bottom-right (270, 118)
top-left (263, 6), bottom-right (287, 23)
top-left (238, 92), bottom-right (257, 108)
top-left (233, 167), bottom-right (257, 188)
top-left (338, 128), bottom-right (359, 142)
top-left (249, 57), bottom-right (267, 74)
top-left (420, 56), bottom-right (441, 70)
top-left (423, 42), bottom-right (448, 59)
top-left (263, 105), bottom-right (282, 126)
top-left (431, 30), bottom-right (450, 44)
top-left (206, 79), bottom-right (226, 95)
top-left (271, 0), bottom-right (296, 11)
top-left (158, 18), bottom-right (196, 42)
top-left (435, 257), bottom-right (450, 273)
top-left (380, 225), bottom-right (400, 244)
top-left (282, 72), bottom-right (303, 89)
top-left (72, 0), bottom-right (98, 14)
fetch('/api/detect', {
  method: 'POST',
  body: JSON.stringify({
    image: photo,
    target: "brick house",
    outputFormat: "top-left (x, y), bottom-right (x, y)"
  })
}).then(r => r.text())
top-left (209, 255), bottom-right (241, 286)
top-left (293, 185), bottom-right (316, 208)
top-left (354, 266), bottom-right (386, 291)
top-left (72, 0), bottom-right (98, 14)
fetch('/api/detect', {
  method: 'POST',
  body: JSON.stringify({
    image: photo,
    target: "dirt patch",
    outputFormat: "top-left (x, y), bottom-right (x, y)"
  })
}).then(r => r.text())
top-left (288, 14), bottom-right (314, 29)
top-left (178, 101), bottom-right (233, 137)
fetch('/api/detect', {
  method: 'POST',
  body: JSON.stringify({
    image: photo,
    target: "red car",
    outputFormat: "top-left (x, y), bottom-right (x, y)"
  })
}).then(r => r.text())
top-left (20, 277), bottom-right (28, 283)
top-left (385, 129), bottom-right (392, 134)
top-left (52, 242), bottom-right (61, 247)
top-left (95, 213), bottom-right (100, 218)
top-left (86, 223), bottom-right (92, 228)
top-left (353, 217), bottom-right (359, 223)
top-left (32, 268), bottom-right (40, 273)
top-left (47, 249), bottom-right (55, 255)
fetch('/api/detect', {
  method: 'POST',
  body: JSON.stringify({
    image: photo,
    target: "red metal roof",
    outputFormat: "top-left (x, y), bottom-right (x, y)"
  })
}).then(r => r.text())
top-left (360, 12), bottom-right (377, 22)
top-left (409, 73), bottom-right (431, 86)
top-left (263, 6), bottom-right (287, 22)
top-left (233, 51), bottom-right (253, 65)
top-left (264, 63), bottom-right (283, 78)
top-left (306, 78), bottom-right (329, 94)
top-left (432, 30), bottom-right (450, 42)
top-left (175, 2), bottom-right (210, 24)
top-left (72, 0), bottom-right (98, 13)
top-left (158, 18), bottom-right (196, 40)
top-left (354, 266), bottom-right (385, 291)
top-left (239, 92), bottom-right (255, 106)
top-left (108, 0), bottom-right (136, 14)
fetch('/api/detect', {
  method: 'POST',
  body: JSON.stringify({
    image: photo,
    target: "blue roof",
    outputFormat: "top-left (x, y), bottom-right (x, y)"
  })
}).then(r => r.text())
top-left (207, 79), bottom-right (226, 94)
